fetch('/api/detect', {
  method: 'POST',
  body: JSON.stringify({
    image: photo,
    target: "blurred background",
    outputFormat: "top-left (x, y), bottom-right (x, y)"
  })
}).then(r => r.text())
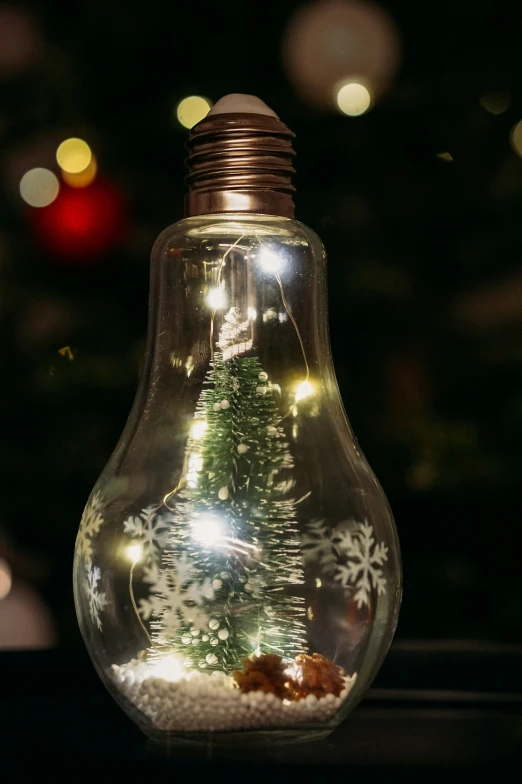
top-left (1, 0), bottom-right (521, 650)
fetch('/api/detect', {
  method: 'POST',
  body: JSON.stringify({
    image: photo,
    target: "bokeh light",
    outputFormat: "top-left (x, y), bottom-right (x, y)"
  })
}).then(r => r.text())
top-left (0, 559), bottom-right (12, 601)
top-left (19, 168), bottom-right (60, 207)
top-left (336, 81), bottom-right (372, 116)
top-left (56, 138), bottom-right (92, 174)
top-left (176, 96), bottom-right (212, 129)
top-left (480, 92), bottom-right (511, 115)
top-left (510, 119), bottom-right (522, 158)
top-left (282, 0), bottom-right (400, 110)
top-left (30, 180), bottom-right (125, 261)
top-left (0, 5), bottom-right (42, 77)
top-left (62, 155), bottom-right (97, 188)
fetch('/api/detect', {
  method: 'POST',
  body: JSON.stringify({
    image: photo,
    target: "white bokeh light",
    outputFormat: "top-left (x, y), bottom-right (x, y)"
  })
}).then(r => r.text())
top-left (19, 167), bottom-right (59, 207)
top-left (0, 558), bottom-right (12, 601)
top-left (336, 82), bottom-right (372, 117)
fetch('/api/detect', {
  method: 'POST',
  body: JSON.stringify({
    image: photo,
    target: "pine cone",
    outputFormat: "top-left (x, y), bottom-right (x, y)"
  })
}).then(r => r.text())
top-left (288, 653), bottom-right (344, 699)
top-left (232, 653), bottom-right (289, 698)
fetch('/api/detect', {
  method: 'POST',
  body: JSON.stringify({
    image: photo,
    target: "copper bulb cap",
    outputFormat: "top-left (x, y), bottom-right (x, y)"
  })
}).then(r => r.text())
top-left (184, 112), bottom-right (296, 218)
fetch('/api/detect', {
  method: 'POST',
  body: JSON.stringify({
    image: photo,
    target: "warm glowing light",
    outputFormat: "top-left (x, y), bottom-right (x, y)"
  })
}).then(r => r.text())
top-left (510, 120), bottom-right (522, 158)
top-left (207, 288), bottom-right (225, 309)
top-left (190, 419), bottom-right (208, 440)
top-left (126, 544), bottom-right (143, 565)
top-left (176, 96), bottom-right (212, 129)
top-left (480, 92), bottom-right (511, 116)
top-left (19, 168), bottom-right (59, 207)
top-left (295, 380), bottom-right (314, 402)
top-left (0, 558), bottom-right (12, 601)
top-left (148, 655), bottom-right (184, 682)
top-left (56, 138), bottom-right (92, 174)
top-left (259, 248), bottom-right (282, 273)
top-left (62, 154), bottom-right (97, 188)
top-left (336, 82), bottom-right (372, 117)
top-left (192, 516), bottom-right (223, 547)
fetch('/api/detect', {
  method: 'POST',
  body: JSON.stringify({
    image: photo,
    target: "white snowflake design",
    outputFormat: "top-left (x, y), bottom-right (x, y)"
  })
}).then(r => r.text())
top-left (123, 505), bottom-right (171, 564)
top-left (76, 492), bottom-right (104, 563)
top-left (85, 561), bottom-right (109, 631)
top-left (302, 519), bottom-right (338, 573)
top-left (139, 555), bottom-right (215, 636)
top-left (303, 518), bottom-right (388, 608)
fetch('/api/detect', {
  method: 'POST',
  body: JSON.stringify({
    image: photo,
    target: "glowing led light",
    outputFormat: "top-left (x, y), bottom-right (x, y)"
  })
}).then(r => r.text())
top-left (19, 168), bottom-right (59, 208)
top-left (192, 516), bottom-right (223, 547)
top-left (126, 544), bottom-right (143, 565)
top-left (148, 655), bottom-right (184, 682)
top-left (56, 138), bottom-right (92, 174)
top-left (207, 288), bottom-right (225, 309)
top-left (176, 96), bottom-right (212, 129)
top-left (62, 154), bottom-right (97, 188)
top-left (0, 558), bottom-right (12, 601)
top-left (259, 248), bottom-right (282, 273)
top-left (336, 82), bottom-right (372, 117)
top-left (295, 380), bottom-right (314, 401)
top-left (510, 120), bottom-right (522, 158)
top-left (248, 307), bottom-right (257, 320)
top-left (190, 419), bottom-right (208, 440)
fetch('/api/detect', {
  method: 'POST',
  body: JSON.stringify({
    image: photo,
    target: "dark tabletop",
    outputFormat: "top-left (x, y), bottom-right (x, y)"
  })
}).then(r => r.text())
top-left (2, 640), bottom-right (521, 774)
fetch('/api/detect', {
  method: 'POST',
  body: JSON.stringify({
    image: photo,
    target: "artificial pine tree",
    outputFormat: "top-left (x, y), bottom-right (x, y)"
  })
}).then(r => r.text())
top-left (155, 308), bottom-right (307, 672)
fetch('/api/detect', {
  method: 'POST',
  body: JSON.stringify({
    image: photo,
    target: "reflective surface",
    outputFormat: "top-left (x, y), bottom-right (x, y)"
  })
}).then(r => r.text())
top-left (73, 214), bottom-right (401, 742)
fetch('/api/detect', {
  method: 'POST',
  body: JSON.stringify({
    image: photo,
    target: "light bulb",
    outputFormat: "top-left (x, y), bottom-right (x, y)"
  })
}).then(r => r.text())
top-left (74, 94), bottom-right (401, 746)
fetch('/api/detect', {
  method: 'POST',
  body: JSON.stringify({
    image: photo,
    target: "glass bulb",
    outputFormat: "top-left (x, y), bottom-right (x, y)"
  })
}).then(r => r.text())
top-left (74, 100), bottom-right (401, 747)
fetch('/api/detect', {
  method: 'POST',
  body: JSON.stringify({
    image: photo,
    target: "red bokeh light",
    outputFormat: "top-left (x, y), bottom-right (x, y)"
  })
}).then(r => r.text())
top-left (30, 179), bottom-right (126, 262)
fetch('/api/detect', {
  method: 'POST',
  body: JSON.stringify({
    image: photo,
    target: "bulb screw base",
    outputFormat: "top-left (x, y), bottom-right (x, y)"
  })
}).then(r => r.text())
top-left (185, 112), bottom-right (296, 218)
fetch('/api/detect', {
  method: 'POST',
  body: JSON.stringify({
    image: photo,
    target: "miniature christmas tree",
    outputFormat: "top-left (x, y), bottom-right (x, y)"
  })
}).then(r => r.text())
top-left (153, 308), bottom-right (307, 672)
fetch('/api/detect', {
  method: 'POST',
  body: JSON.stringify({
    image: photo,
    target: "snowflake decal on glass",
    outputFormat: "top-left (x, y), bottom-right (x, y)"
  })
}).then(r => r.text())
top-left (123, 505), bottom-right (171, 564)
top-left (302, 518), bottom-right (338, 573)
top-left (77, 493), bottom-right (104, 563)
top-left (85, 561), bottom-right (109, 631)
top-left (139, 555), bottom-right (215, 636)
top-left (303, 518), bottom-right (388, 608)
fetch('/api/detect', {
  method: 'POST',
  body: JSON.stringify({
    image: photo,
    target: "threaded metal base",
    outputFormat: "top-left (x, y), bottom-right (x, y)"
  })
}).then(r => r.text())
top-left (185, 112), bottom-right (296, 218)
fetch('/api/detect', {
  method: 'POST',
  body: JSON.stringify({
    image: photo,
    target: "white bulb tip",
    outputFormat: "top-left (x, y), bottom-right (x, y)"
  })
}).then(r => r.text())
top-left (207, 94), bottom-right (278, 118)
